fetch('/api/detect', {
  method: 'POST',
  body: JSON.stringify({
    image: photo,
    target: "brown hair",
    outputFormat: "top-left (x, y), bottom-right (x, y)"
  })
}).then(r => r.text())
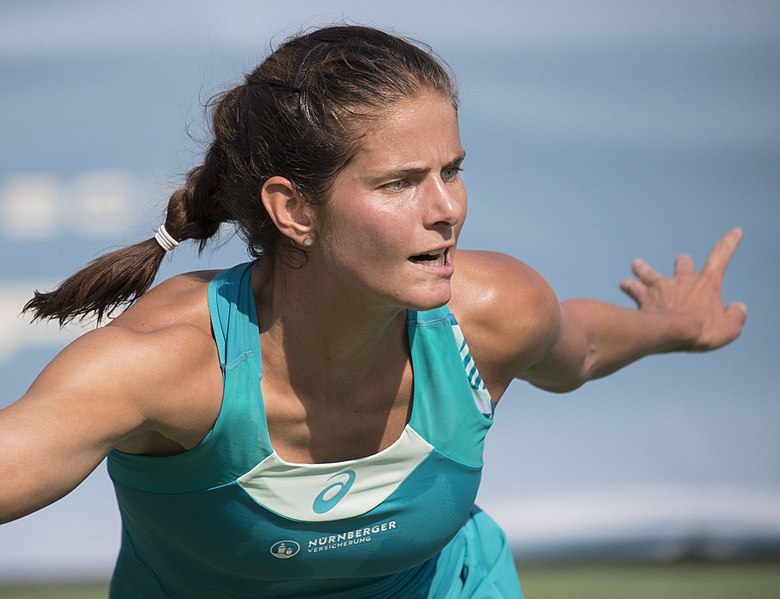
top-left (23, 25), bottom-right (458, 325)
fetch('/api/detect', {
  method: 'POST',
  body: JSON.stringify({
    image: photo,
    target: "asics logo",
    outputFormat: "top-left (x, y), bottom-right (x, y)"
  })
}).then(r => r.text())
top-left (312, 470), bottom-right (356, 514)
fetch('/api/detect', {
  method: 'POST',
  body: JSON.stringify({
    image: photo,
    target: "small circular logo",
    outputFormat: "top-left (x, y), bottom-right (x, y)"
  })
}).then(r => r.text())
top-left (270, 540), bottom-right (300, 559)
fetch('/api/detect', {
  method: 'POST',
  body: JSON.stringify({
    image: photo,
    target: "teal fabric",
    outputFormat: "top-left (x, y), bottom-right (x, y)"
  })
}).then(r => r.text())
top-left (427, 508), bottom-right (524, 598)
top-left (407, 308), bottom-right (492, 467)
top-left (107, 262), bottom-right (523, 598)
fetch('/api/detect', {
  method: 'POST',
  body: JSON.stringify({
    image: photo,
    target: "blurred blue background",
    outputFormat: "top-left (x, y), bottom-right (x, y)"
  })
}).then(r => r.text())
top-left (1, 0), bottom-right (778, 581)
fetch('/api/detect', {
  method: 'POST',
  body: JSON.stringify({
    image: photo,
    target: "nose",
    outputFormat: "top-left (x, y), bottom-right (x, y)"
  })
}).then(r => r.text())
top-left (425, 178), bottom-right (466, 230)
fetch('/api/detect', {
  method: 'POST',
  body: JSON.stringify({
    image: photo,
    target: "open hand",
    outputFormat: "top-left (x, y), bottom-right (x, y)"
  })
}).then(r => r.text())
top-left (619, 228), bottom-right (747, 352)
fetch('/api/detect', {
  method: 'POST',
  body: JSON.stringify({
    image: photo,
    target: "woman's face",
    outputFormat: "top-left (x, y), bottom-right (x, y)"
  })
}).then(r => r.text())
top-left (313, 91), bottom-right (467, 312)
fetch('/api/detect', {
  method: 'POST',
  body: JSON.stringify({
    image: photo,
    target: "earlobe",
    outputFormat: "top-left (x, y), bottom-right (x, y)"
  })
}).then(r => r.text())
top-left (261, 176), bottom-right (315, 244)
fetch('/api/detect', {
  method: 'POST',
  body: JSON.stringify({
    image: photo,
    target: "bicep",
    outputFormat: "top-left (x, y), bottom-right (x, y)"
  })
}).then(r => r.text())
top-left (0, 329), bottom-right (152, 522)
top-left (0, 394), bottom-right (119, 523)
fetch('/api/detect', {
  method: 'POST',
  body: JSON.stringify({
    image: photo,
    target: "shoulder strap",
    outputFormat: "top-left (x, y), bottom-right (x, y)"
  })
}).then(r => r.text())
top-left (407, 306), bottom-right (493, 467)
top-left (208, 261), bottom-right (263, 376)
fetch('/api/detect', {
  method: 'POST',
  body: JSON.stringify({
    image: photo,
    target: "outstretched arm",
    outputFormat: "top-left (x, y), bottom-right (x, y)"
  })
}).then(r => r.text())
top-left (452, 229), bottom-right (746, 399)
top-left (522, 229), bottom-right (746, 392)
top-left (524, 228), bottom-right (745, 392)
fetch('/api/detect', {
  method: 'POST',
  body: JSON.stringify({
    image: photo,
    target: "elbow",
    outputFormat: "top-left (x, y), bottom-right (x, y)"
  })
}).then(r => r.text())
top-left (526, 341), bottom-right (597, 394)
top-left (530, 376), bottom-right (587, 394)
top-left (0, 498), bottom-right (32, 524)
top-left (0, 487), bottom-right (57, 524)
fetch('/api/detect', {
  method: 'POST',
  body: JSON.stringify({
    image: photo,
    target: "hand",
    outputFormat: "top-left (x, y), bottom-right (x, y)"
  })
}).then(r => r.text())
top-left (619, 228), bottom-right (747, 352)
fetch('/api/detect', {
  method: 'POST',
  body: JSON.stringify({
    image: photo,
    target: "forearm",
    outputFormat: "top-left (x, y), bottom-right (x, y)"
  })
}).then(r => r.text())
top-left (525, 298), bottom-right (697, 393)
top-left (564, 298), bottom-right (698, 380)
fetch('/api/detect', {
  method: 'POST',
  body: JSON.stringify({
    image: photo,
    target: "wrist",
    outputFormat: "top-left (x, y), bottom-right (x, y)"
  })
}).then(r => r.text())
top-left (654, 312), bottom-right (701, 353)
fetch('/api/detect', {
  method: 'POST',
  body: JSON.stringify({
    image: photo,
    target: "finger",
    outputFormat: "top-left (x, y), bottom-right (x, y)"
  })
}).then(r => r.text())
top-left (702, 227), bottom-right (743, 281)
top-left (714, 301), bottom-right (748, 347)
top-left (619, 278), bottom-right (647, 306)
top-left (725, 301), bottom-right (748, 328)
top-left (631, 258), bottom-right (663, 286)
top-left (674, 253), bottom-right (696, 277)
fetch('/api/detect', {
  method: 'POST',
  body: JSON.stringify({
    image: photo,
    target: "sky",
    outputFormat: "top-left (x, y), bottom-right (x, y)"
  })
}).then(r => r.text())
top-left (0, 0), bottom-right (778, 581)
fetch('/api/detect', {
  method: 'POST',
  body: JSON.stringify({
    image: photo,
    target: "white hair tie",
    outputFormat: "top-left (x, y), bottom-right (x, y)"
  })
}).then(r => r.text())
top-left (154, 224), bottom-right (180, 252)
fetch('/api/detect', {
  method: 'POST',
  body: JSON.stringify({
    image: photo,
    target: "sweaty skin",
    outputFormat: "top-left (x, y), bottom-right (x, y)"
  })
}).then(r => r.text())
top-left (0, 90), bottom-right (745, 523)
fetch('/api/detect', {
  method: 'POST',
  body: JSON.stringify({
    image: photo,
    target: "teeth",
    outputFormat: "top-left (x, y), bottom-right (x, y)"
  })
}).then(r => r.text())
top-left (410, 250), bottom-right (446, 265)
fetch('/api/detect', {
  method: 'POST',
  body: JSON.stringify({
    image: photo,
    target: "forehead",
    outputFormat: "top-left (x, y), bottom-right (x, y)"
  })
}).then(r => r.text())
top-left (347, 92), bottom-right (462, 173)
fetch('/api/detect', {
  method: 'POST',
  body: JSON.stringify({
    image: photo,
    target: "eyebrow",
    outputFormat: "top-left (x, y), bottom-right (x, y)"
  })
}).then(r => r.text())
top-left (368, 151), bottom-right (467, 183)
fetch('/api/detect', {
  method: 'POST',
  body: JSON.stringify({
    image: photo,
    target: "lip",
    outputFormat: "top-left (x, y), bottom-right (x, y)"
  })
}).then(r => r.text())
top-left (408, 246), bottom-right (455, 277)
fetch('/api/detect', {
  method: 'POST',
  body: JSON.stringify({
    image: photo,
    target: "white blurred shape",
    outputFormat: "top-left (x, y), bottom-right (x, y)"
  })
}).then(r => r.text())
top-left (0, 283), bottom-right (88, 362)
top-left (485, 485), bottom-right (780, 544)
top-left (0, 171), bottom-right (143, 241)
top-left (0, 175), bottom-right (60, 239)
top-left (72, 171), bottom-right (138, 237)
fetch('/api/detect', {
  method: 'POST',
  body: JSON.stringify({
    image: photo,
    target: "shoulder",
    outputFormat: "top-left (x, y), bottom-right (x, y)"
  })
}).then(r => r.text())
top-left (91, 269), bottom-right (220, 383)
top-left (110, 269), bottom-right (224, 425)
top-left (111, 269), bottom-right (219, 334)
top-left (449, 250), bottom-right (562, 399)
top-left (451, 250), bottom-right (557, 311)
top-left (31, 269), bottom-right (225, 450)
top-left (46, 269), bottom-right (220, 373)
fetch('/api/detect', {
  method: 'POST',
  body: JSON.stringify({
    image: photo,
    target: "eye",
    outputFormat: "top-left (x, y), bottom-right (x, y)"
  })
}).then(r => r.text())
top-left (441, 166), bottom-right (463, 182)
top-left (382, 179), bottom-right (408, 192)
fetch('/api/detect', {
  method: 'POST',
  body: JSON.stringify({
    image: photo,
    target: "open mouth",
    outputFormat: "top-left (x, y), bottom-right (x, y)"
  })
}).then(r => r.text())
top-left (408, 248), bottom-right (448, 266)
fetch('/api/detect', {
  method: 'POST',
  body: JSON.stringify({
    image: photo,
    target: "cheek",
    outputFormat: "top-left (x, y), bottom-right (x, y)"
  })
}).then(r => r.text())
top-left (322, 200), bottom-right (411, 253)
top-left (319, 216), bottom-right (383, 266)
top-left (325, 229), bottom-right (411, 280)
top-left (453, 187), bottom-right (468, 234)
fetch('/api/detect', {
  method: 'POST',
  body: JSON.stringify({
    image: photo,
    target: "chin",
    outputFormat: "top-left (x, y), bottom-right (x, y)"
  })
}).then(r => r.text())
top-left (399, 285), bottom-right (452, 312)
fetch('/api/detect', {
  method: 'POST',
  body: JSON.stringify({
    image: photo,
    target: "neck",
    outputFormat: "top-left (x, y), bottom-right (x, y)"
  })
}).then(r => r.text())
top-left (253, 260), bottom-right (409, 400)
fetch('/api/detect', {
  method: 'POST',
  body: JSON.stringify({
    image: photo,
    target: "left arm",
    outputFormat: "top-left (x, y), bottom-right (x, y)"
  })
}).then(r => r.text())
top-left (452, 229), bottom-right (746, 400)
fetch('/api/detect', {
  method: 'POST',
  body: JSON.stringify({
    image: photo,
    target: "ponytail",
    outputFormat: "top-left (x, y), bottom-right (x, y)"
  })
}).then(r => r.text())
top-left (24, 145), bottom-right (231, 326)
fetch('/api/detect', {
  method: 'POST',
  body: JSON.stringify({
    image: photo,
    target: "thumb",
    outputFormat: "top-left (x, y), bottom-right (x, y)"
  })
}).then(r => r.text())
top-left (726, 301), bottom-right (747, 323)
top-left (722, 301), bottom-right (748, 341)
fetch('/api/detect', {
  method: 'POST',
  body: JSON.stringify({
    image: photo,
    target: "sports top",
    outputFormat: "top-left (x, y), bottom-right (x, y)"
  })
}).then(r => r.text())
top-left (107, 262), bottom-right (523, 598)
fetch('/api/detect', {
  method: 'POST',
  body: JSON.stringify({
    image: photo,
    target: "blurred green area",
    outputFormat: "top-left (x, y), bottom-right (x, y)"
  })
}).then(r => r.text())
top-left (518, 561), bottom-right (780, 599)
top-left (0, 582), bottom-right (108, 599)
top-left (1, 562), bottom-right (779, 598)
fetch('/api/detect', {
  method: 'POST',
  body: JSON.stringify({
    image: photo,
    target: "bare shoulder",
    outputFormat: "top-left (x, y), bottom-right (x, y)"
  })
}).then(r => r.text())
top-left (111, 269), bottom-right (219, 334)
top-left (0, 270), bottom-right (226, 520)
top-left (110, 270), bottom-right (224, 444)
top-left (449, 250), bottom-right (562, 400)
top-left (109, 270), bottom-right (220, 394)
top-left (35, 269), bottom-right (220, 386)
top-left (23, 270), bottom-right (224, 452)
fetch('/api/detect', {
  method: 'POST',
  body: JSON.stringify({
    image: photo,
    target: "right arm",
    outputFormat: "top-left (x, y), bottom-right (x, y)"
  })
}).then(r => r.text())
top-left (1, 327), bottom-right (151, 522)
top-left (0, 278), bottom-right (222, 523)
top-left (451, 231), bottom-right (744, 401)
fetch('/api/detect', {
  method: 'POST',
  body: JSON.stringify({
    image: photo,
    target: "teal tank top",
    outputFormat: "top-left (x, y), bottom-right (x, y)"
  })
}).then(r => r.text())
top-left (107, 262), bottom-right (523, 598)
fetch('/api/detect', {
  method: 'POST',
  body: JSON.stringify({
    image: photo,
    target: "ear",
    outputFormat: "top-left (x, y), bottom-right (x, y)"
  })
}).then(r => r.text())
top-left (260, 176), bottom-right (315, 245)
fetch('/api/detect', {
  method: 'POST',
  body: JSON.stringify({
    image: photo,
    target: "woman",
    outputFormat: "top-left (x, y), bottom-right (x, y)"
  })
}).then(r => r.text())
top-left (0, 25), bottom-right (744, 598)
